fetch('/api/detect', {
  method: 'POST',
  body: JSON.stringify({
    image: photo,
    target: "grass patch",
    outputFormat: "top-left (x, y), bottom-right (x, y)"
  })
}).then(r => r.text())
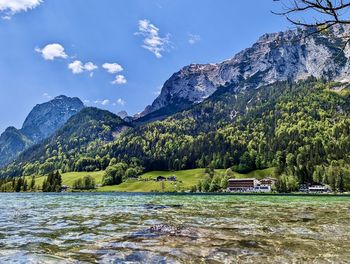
top-left (25, 167), bottom-right (276, 192)
top-left (97, 168), bottom-right (208, 192)
top-left (26, 171), bottom-right (105, 190)
top-left (97, 168), bottom-right (276, 192)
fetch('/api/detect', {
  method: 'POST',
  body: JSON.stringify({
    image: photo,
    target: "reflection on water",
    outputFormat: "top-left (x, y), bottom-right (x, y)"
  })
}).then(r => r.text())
top-left (0, 193), bottom-right (349, 263)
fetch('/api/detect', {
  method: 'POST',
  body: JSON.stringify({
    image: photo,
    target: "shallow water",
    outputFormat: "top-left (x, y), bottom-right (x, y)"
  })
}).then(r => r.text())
top-left (0, 193), bottom-right (349, 263)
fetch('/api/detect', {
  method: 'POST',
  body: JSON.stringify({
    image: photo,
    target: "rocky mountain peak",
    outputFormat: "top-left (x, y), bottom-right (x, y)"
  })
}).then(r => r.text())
top-left (54, 95), bottom-right (69, 100)
top-left (117, 111), bottom-right (128, 119)
top-left (0, 95), bottom-right (84, 167)
top-left (141, 25), bottom-right (350, 117)
top-left (21, 96), bottom-right (84, 143)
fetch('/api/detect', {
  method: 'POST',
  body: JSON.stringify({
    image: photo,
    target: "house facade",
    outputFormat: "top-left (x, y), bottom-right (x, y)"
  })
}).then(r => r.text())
top-left (227, 178), bottom-right (276, 192)
top-left (309, 185), bottom-right (330, 193)
top-left (300, 183), bottom-right (331, 193)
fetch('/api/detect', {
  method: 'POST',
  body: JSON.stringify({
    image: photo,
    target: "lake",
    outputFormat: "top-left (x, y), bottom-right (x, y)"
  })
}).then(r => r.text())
top-left (0, 193), bottom-right (349, 263)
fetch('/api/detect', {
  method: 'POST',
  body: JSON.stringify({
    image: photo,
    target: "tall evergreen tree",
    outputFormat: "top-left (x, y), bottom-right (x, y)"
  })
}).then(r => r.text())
top-left (30, 176), bottom-right (35, 191)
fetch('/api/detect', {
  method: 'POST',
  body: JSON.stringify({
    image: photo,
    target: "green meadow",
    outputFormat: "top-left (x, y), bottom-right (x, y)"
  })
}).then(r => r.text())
top-left (26, 168), bottom-right (275, 192)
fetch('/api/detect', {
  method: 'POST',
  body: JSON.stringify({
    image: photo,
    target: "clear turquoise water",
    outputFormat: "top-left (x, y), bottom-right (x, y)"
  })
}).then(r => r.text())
top-left (0, 193), bottom-right (349, 263)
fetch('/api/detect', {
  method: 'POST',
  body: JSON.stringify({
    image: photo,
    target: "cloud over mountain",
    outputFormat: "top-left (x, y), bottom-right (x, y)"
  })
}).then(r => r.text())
top-left (68, 60), bottom-right (98, 74)
top-left (188, 33), bottom-right (201, 45)
top-left (115, 98), bottom-right (126, 106)
top-left (112, 75), bottom-right (127, 85)
top-left (0, 0), bottom-right (43, 19)
top-left (102, 63), bottom-right (123, 74)
top-left (136, 19), bottom-right (170, 58)
top-left (35, 43), bottom-right (67, 60)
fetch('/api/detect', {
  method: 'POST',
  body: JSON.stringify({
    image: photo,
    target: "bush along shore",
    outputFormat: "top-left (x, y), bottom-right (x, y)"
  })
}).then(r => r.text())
top-left (0, 167), bottom-right (348, 194)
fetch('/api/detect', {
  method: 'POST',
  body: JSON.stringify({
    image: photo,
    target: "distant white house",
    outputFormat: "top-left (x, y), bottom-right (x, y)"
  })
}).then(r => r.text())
top-left (309, 184), bottom-right (331, 193)
top-left (299, 183), bottom-right (331, 193)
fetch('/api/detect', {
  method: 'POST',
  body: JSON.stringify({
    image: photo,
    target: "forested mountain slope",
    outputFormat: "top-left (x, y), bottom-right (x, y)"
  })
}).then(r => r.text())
top-left (3, 79), bottom-right (350, 189)
top-left (108, 79), bottom-right (350, 186)
top-left (2, 107), bottom-right (130, 176)
top-left (0, 95), bottom-right (84, 167)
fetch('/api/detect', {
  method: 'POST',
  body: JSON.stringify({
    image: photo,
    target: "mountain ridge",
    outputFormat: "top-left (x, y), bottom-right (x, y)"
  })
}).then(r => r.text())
top-left (0, 95), bottom-right (84, 167)
top-left (140, 25), bottom-right (350, 119)
top-left (12, 107), bottom-right (130, 175)
top-left (2, 26), bottom-right (350, 190)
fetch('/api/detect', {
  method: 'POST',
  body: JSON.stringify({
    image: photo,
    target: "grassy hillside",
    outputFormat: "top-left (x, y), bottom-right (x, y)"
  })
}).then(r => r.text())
top-left (26, 171), bottom-right (105, 190)
top-left (27, 167), bottom-right (275, 192)
top-left (98, 168), bottom-right (208, 192)
top-left (98, 168), bottom-right (275, 192)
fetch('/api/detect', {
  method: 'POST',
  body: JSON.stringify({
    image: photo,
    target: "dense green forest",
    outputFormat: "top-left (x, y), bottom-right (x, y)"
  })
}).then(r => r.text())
top-left (0, 171), bottom-right (62, 192)
top-left (1, 79), bottom-right (350, 191)
top-left (1, 107), bottom-right (129, 177)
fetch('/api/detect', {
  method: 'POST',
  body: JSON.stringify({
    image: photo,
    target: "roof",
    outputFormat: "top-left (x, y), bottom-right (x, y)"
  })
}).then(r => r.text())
top-left (309, 185), bottom-right (326, 188)
top-left (228, 178), bottom-right (258, 181)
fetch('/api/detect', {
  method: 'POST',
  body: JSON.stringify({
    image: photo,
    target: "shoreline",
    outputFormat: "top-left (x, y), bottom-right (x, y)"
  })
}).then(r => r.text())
top-left (2, 191), bottom-right (350, 197)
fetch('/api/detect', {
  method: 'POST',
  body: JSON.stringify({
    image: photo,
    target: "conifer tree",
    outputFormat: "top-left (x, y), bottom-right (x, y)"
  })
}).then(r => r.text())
top-left (22, 178), bottom-right (28, 192)
top-left (15, 178), bottom-right (22, 192)
top-left (30, 176), bottom-right (35, 191)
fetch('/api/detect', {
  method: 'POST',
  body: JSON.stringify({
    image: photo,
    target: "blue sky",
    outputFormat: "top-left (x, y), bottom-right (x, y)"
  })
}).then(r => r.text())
top-left (0, 0), bottom-right (292, 132)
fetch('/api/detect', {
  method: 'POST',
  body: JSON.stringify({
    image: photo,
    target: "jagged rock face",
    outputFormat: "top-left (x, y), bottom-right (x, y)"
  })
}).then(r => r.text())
top-left (0, 95), bottom-right (84, 167)
top-left (21, 95), bottom-right (84, 143)
top-left (143, 25), bottom-right (350, 115)
top-left (117, 111), bottom-right (128, 119)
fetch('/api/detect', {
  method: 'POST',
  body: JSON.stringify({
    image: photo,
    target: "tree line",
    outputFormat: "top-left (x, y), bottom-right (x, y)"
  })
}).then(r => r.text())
top-left (1, 79), bottom-right (350, 192)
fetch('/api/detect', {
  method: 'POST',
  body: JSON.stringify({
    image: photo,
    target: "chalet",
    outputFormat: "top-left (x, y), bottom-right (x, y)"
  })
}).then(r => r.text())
top-left (308, 184), bottom-right (330, 193)
top-left (299, 183), bottom-right (310, 192)
top-left (60, 185), bottom-right (69, 192)
top-left (260, 177), bottom-right (277, 186)
top-left (167, 176), bottom-right (177, 181)
top-left (299, 183), bottom-right (331, 193)
top-left (156, 176), bottom-right (166, 181)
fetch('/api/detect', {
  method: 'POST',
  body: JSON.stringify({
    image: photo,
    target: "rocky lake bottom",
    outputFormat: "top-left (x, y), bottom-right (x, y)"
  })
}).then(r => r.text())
top-left (0, 193), bottom-right (349, 263)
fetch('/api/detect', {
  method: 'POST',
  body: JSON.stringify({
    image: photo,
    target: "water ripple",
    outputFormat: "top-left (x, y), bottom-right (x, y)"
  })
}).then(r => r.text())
top-left (0, 193), bottom-right (349, 263)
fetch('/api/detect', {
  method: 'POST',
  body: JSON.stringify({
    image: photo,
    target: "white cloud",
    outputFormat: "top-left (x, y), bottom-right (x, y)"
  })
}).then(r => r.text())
top-left (42, 92), bottom-right (52, 100)
top-left (112, 74), bottom-right (127, 85)
top-left (188, 34), bottom-right (201, 45)
top-left (101, 99), bottom-right (110, 105)
top-left (93, 98), bottom-right (126, 107)
top-left (35, 43), bottom-right (68, 61)
top-left (102, 62), bottom-right (123, 74)
top-left (153, 85), bottom-right (162, 96)
top-left (94, 99), bottom-right (110, 106)
top-left (136, 19), bottom-right (170, 58)
top-left (116, 98), bottom-right (126, 106)
top-left (68, 60), bottom-right (84, 74)
top-left (68, 60), bottom-right (98, 74)
top-left (0, 0), bottom-right (43, 19)
top-left (84, 62), bottom-right (98, 71)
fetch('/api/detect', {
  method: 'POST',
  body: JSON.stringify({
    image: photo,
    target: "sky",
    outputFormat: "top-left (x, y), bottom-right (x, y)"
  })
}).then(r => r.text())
top-left (0, 0), bottom-right (292, 133)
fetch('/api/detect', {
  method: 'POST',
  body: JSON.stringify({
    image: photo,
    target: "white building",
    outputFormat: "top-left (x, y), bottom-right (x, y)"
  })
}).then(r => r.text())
top-left (227, 178), bottom-right (276, 193)
top-left (308, 185), bottom-right (330, 193)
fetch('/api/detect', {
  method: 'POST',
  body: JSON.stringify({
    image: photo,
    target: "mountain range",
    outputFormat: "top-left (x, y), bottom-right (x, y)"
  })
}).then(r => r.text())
top-left (0, 95), bottom-right (84, 167)
top-left (1, 25), bottom-right (350, 188)
top-left (140, 25), bottom-right (350, 119)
